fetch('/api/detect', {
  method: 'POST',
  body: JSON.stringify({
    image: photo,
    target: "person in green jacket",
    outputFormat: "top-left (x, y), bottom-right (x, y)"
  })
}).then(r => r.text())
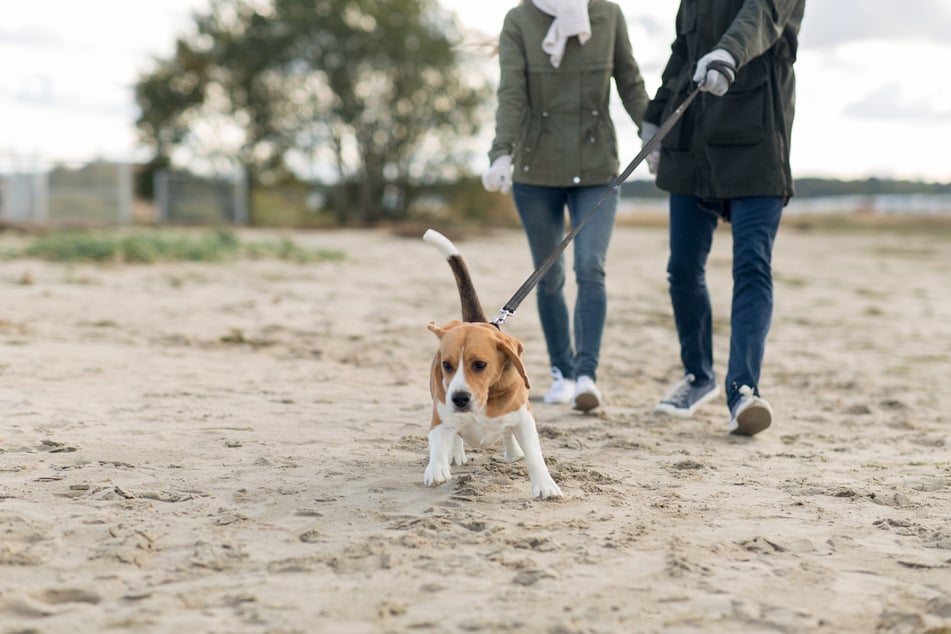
top-left (642, 0), bottom-right (805, 435)
top-left (482, 0), bottom-right (648, 412)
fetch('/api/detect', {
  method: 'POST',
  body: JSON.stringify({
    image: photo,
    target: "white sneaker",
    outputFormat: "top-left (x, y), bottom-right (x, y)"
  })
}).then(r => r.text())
top-left (572, 375), bottom-right (602, 412)
top-left (543, 367), bottom-right (575, 404)
top-left (728, 385), bottom-right (773, 436)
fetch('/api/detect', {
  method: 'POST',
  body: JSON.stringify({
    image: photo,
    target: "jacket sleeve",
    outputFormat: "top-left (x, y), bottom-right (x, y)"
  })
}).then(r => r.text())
top-left (716, 0), bottom-right (801, 68)
top-left (489, 11), bottom-right (529, 163)
top-left (643, 3), bottom-right (689, 126)
top-left (611, 5), bottom-right (648, 133)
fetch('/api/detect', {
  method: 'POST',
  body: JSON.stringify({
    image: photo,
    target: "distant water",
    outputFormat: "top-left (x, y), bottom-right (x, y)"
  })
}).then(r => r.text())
top-left (619, 194), bottom-right (951, 215)
top-left (785, 194), bottom-right (951, 215)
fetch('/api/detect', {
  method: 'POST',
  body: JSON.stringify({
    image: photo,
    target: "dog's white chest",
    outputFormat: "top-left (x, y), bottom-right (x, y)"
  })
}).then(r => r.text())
top-left (435, 404), bottom-right (525, 450)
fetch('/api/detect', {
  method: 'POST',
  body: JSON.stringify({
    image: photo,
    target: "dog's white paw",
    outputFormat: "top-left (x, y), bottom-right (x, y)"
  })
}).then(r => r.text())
top-left (424, 462), bottom-right (452, 487)
top-left (532, 476), bottom-right (563, 500)
top-left (450, 437), bottom-right (467, 466)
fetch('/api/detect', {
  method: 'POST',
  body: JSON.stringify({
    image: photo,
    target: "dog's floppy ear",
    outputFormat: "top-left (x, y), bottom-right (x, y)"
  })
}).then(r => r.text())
top-left (494, 331), bottom-right (530, 390)
top-left (427, 320), bottom-right (463, 339)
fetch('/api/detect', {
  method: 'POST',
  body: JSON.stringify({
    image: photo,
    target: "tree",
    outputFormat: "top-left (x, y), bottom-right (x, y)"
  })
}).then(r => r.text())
top-left (135, 0), bottom-right (490, 224)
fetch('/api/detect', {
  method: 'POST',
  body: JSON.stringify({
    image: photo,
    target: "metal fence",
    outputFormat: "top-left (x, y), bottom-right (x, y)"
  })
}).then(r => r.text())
top-left (0, 159), bottom-right (249, 227)
top-left (154, 169), bottom-right (248, 225)
top-left (0, 171), bottom-right (46, 223)
top-left (0, 160), bottom-right (133, 226)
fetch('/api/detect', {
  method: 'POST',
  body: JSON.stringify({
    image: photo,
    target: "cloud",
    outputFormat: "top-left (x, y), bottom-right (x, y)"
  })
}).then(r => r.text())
top-left (629, 13), bottom-right (670, 36)
top-left (845, 83), bottom-right (951, 123)
top-left (12, 75), bottom-right (55, 105)
top-left (801, 0), bottom-right (951, 48)
top-left (0, 25), bottom-right (62, 49)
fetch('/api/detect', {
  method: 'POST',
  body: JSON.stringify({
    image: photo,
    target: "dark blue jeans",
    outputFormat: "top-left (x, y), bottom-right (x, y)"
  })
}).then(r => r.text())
top-left (512, 183), bottom-right (618, 382)
top-left (667, 194), bottom-right (783, 411)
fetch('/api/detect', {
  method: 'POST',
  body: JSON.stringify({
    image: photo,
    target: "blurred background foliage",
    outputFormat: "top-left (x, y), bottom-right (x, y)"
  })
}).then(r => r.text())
top-left (134, 0), bottom-right (505, 227)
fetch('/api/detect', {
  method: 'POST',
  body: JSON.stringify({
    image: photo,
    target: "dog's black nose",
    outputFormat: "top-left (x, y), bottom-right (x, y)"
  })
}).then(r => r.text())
top-left (451, 391), bottom-right (471, 409)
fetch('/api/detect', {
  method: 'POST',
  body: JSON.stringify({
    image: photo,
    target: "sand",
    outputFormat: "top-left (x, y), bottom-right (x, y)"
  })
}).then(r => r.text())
top-left (1, 222), bottom-right (949, 633)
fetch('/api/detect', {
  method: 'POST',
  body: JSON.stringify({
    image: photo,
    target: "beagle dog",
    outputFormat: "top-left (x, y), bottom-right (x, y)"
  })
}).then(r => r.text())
top-left (422, 229), bottom-right (562, 499)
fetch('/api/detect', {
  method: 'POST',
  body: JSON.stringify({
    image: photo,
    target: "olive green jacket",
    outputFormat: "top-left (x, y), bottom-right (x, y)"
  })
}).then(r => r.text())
top-left (489, 0), bottom-right (648, 187)
top-left (644, 0), bottom-right (805, 202)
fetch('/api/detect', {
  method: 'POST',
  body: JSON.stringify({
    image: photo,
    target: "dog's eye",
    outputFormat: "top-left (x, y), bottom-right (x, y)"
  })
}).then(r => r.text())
top-left (442, 361), bottom-right (453, 372)
top-left (472, 360), bottom-right (487, 372)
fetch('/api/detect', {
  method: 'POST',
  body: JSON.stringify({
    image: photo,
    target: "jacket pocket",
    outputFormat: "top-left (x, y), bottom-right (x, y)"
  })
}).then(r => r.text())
top-left (702, 58), bottom-right (768, 146)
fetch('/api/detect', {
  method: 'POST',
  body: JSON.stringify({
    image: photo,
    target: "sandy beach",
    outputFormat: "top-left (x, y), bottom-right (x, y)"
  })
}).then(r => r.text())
top-left (1, 221), bottom-right (949, 633)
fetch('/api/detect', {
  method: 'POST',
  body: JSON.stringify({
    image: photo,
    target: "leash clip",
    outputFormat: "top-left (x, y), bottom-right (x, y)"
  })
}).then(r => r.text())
top-left (490, 308), bottom-right (514, 330)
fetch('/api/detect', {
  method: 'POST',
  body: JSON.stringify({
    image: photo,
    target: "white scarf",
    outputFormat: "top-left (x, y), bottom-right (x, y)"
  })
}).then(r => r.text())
top-left (532, 0), bottom-right (591, 69)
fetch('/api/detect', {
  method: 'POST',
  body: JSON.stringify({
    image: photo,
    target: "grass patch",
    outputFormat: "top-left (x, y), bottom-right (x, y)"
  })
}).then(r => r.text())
top-left (243, 236), bottom-right (344, 263)
top-left (854, 287), bottom-right (890, 299)
top-left (617, 210), bottom-right (951, 235)
top-left (903, 354), bottom-right (951, 364)
top-left (7, 229), bottom-right (345, 264)
top-left (782, 213), bottom-right (951, 236)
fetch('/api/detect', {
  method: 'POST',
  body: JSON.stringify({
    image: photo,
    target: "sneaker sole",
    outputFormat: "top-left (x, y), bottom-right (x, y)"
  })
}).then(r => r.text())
top-left (730, 404), bottom-right (772, 436)
top-left (652, 403), bottom-right (694, 418)
top-left (653, 384), bottom-right (720, 418)
top-left (572, 393), bottom-right (600, 412)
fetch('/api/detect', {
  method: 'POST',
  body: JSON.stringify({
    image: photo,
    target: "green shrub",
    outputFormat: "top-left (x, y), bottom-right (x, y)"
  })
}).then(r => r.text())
top-left (13, 229), bottom-right (343, 264)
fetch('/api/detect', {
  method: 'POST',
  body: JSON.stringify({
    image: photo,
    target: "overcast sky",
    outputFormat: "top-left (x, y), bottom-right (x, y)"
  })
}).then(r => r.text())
top-left (1, 0), bottom-right (949, 181)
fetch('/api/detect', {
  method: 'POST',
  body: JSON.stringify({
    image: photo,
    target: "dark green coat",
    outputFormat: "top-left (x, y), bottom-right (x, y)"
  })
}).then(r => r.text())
top-left (489, 0), bottom-right (648, 187)
top-left (644, 0), bottom-right (805, 202)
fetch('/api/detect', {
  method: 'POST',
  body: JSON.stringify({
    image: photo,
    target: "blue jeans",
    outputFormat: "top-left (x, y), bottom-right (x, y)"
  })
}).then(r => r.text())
top-left (667, 194), bottom-right (783, 411)
top-left (512, 183), bottom-right (618, 382)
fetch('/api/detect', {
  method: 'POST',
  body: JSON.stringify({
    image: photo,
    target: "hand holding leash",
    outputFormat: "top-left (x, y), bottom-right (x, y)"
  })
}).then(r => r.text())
top-left (693, 49), bottom-right (737, 96)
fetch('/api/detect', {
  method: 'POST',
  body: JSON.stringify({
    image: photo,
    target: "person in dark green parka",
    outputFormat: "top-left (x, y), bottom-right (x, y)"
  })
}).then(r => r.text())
top-left (644, 0), bottom-right (806, 435)
top-left (482, 0), bottom-right (649, 412)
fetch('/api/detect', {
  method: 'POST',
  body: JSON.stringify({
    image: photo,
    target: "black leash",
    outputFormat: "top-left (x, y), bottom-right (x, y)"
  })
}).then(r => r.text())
top-left (490, 83), bottom-right (704, 329)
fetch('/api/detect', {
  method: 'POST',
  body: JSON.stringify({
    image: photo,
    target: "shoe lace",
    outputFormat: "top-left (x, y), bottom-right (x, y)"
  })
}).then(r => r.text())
top-left (663, 373), bottom-right (696, 402)
top-left (738, 385), bottom-right (754, 398)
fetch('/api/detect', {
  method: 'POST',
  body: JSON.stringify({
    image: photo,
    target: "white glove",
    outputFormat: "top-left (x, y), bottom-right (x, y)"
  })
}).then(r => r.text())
top-left (693, 49), bottom-right (736, 97)
top-left (481, 155), bottom-right (512, 194)
top-left (639, 122), bottom-right (660, 175)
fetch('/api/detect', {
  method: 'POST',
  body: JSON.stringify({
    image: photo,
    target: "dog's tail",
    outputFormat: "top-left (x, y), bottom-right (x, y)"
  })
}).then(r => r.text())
top-left (423, 229), bottom-right (488, 323)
